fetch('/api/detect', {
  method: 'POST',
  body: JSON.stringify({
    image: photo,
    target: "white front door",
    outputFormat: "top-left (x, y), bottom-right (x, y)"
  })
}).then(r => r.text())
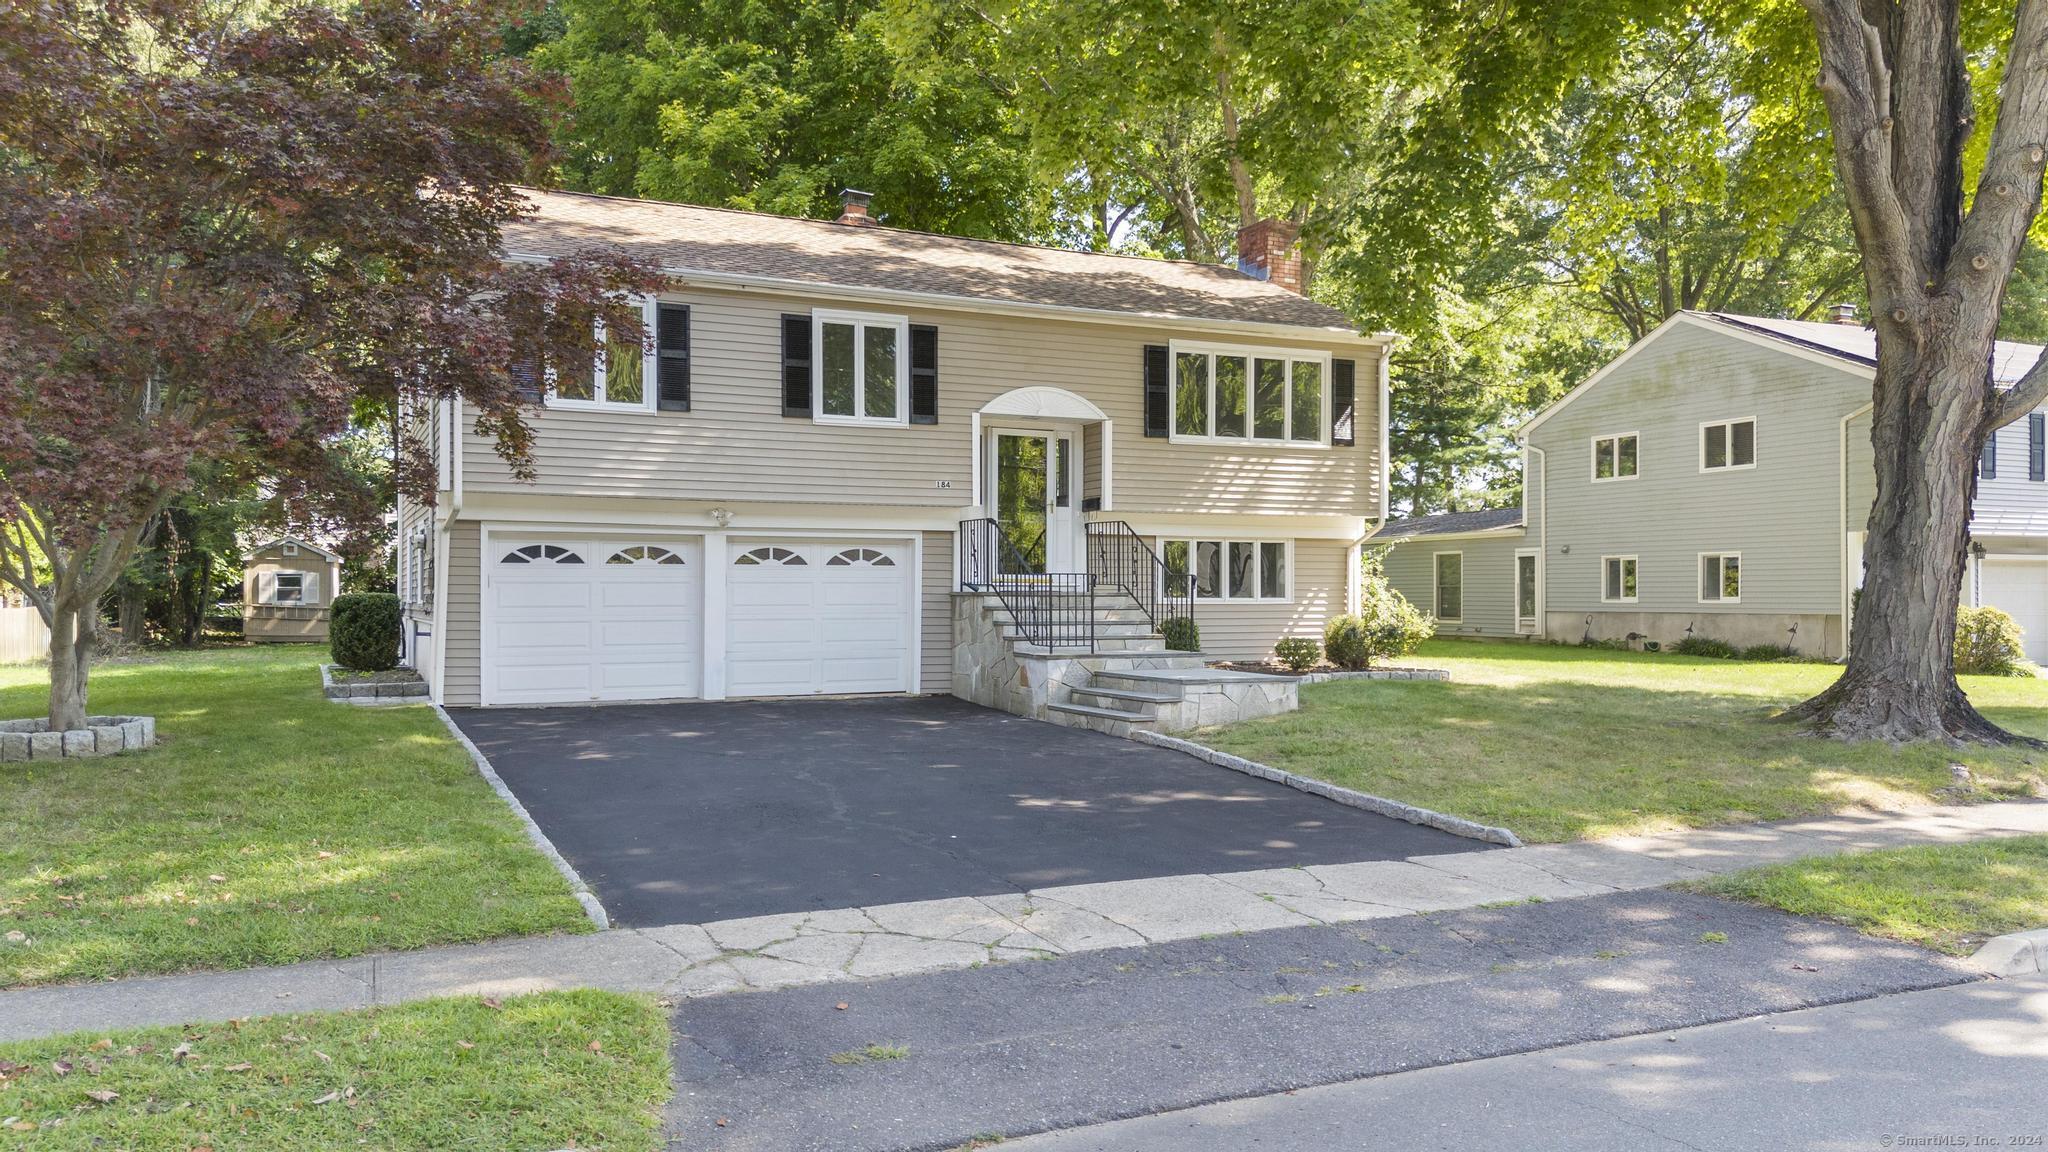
top-left (725, 540), bottom-right (915, 697)
top-left (987, 428), bottom-right (1080, 573)
top-left (1979, 557), bottom-right (2048, 662)
top-left (485, 538), bottom-right (703, 705)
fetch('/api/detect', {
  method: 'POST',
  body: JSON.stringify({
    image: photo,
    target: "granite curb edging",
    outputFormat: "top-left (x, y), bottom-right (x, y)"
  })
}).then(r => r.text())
top-left (0, 715), bottom-right (155, 761)
top-left (429, 704), bottom-right (609, 930)
top-left (1128, 729), bottom-right (1522, 847)
top-left (319, 663), bottom-right (430, 700)
top-left (1299, 667), bottom-right (1452, 684)
top-left (1969, 927), bottom-right (2048, 977)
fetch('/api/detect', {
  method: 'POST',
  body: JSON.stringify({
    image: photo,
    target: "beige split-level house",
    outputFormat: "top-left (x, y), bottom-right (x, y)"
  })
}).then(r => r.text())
top-left (397, 189), bottom-right (1390, 729)
top-left (1379, 310), bottom-right (2048, 661)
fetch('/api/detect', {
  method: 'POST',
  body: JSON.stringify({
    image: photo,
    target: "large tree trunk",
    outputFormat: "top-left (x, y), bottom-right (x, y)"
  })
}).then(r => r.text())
top-left (1787, 317), bottom-right (2006, 742)
top-left (46, 602), bottom-right (88, 732)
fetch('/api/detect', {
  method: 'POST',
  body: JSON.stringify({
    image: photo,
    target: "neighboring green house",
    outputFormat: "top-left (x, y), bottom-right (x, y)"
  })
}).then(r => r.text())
top-left (1380, 310), bottom-right (2048, 660)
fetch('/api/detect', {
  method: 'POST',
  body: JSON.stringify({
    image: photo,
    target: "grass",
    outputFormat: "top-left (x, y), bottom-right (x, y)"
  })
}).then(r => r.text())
top-left (1691, 836), bottom-right (2048, 956)
top-left (1199, 638), bottom-right (2048, 843)
top-left (0, 646), bottom-right (589, 988)
top-left (0, 990), bottom-right (672, 1149)
top-left (827, 1043), bottom-right (910, 1066)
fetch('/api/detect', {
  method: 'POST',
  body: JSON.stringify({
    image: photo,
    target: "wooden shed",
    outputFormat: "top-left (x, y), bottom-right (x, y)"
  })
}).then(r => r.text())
top-left (242, 538), bottom-right (343, 643)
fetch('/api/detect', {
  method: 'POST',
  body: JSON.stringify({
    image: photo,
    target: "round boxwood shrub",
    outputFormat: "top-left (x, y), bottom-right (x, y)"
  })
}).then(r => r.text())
top-left (1273, 637), bottom-right (1321, 672)
top-left (330, 592), bottom-right (402, 672)
top-left (1956, 604), bottom-right (2030, 676)
top-left (1160, 615), bottom-right (1201, 652)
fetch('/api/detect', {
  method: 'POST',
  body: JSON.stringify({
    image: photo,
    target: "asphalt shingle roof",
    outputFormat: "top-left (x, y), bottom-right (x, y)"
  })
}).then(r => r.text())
top-left (1705, 313), bottom-right (2046, 385)
top-left (502, 188), bottom-right (1358, 331)
top-left (1374, 507), bottom-right (1525, 541)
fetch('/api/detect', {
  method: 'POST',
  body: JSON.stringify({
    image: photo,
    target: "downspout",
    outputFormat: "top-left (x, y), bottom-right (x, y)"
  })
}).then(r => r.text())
top-left (1839, 402), bottom-right (1872, 661)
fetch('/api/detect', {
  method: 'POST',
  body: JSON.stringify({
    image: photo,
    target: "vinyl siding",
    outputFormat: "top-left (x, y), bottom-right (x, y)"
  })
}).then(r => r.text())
top-left (442, 519), bottom-right (482, 707)
top-left (1970, 404), bottom-right (2048, 533)
top-left (461, 286), bottom-right (1382, 519)
top-left (1381, 535), bottom-right (1527, 638)
top-left (1527, 320), bottom-right (1868, 617)
top-left (920, 530), bottom-right (952, 690)
top-left (1147, 537), bottom-right (1346, 661)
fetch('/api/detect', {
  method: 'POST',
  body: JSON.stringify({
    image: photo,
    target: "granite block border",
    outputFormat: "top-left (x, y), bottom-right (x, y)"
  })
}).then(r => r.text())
top-left (1299, 667), bottom-right (1451, 684)
top-left (1129, 729), bottom-right (1522, 847)
top-left (429, 704), bottom-right (610, 931)
top-left (1969, 927), bottom-right (2048, 977)
top-left (320, 663), bottom-right (429, 701)
top-left (0, 715), bottom-right (155, 761)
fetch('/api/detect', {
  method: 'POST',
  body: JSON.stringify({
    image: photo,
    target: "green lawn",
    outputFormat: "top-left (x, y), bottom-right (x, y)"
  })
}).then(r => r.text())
top-left (1200, 639), bottom-right (2048, 843)
top-left (1692, 836), bottom-right (2048, 955)
top-left (0, 647), bottom-right (589, 988)
top-left (0, 990), bottom-right (672, 1149)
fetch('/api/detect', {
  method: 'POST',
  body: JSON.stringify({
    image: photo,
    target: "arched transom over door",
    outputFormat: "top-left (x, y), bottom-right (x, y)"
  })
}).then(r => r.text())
top-left (725, 539), bottom-right (915, 697)
top-left (485, 538), bottom-right (704, 704)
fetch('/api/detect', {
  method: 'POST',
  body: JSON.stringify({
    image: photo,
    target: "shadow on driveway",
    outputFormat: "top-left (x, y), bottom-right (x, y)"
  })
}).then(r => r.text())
top-left (449, 695), bottom-right (1483, 926)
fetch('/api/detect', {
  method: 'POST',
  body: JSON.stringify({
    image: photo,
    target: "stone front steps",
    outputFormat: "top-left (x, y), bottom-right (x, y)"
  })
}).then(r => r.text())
top-left (952, 590), bottom-right (1297, 734)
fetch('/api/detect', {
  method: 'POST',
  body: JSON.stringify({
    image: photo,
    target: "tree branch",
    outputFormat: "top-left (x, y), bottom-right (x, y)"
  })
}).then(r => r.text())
top-left (1803, 0), bottom-right (1922, 308)
top-left (1994, 353), bottom-right (2048, 428)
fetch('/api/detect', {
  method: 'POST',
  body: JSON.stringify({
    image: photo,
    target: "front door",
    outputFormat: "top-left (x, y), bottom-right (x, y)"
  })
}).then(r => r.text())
top-left (988, 429), bottom-right (1078, 574)
top-left (1515, 549), bottom-right (1539, 633)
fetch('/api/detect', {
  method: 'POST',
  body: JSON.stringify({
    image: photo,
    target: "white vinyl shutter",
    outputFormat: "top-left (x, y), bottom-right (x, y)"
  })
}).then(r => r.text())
top-left (302, 572), bottom-right (320, 605)
top-left (257, 572), bottom-right (277, 604)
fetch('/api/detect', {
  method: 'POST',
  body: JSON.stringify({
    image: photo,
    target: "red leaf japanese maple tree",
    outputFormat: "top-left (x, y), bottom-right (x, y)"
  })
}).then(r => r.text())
top-left (0, 0), bottom-right (662, 730)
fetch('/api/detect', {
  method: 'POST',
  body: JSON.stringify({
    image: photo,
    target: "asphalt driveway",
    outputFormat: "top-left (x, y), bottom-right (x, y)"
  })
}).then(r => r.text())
top-left (448, 695), bottom-right (1483, 927)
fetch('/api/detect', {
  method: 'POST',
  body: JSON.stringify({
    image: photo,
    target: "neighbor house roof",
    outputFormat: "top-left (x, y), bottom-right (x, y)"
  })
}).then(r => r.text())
top-left (501, 188), bottom-right (1362, 334)
top-left (1374, 507), bottom-right (1525, 541)
top-left (242, 537), bottom-right (340, 563)
top-left (1704, 313), bottom-right (2046, 385)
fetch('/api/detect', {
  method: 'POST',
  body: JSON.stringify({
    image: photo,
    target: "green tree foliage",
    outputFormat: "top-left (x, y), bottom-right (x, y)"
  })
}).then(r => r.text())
top-left (535, 0), bottom-right (1047, 238)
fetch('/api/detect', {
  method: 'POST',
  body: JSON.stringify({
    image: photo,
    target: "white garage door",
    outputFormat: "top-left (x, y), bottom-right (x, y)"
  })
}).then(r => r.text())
top-left (726, 540), bottom-right (914, 697)
top-left (1980, 558), bottom-right (2048, 663)
top-left (486, 539), bottom-right (703, 705)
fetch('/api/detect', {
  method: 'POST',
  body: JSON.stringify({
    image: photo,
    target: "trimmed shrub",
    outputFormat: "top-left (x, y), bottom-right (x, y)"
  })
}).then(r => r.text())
top-left (1160, 615), bottom-right (1201, 652)
top-left (1577, 636), bottom-right (1630, 651)
top-left (1739, 643), bottom-right (1799, 662)
top-left (1273, 637), bottom-right (1320, 672)
top-left (1325, 566), bottom-right (1434, 670)
top-left (330, 592), bottom-right (402, 671)
top-left (1670, 635), bottom-right (1739, 659)
top-left (1956, 604), bottom-right (2031, 676)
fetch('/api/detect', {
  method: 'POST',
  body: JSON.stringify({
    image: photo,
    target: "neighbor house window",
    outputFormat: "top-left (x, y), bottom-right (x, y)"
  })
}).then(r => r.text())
top-left (1434, 552), bottom-right (1463, 621)
top-left (1170, 343), bottom-right (1329, 445)
top-left (815, 309), bottom-right (908, 425)
top-left (1700, 552), bottom-right (1741, 602)
top-left (1162, 539), bottom-right (1290, 601)
top-left (550, 299), bottom-right (652, 411)
top-left (1700, 418), bottom-right (1756, 471)
top-left (1602, 555), bottom-right (1638, 603)
top-left (1592, 433), bottom-right (1639, 481)
top-left (271, 572), bottom-right (305, 605)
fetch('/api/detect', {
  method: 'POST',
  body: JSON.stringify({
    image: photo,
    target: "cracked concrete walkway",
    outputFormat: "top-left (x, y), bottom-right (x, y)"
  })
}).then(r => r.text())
top-left (4, 798), bottom-right (2045, 1042)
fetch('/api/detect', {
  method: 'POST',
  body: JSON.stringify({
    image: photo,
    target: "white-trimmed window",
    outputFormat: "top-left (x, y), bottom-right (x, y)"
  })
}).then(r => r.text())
top-left (815, 309), bottom-right (908, 426)
top-left (1434, 551), bottom-right (1463, 622)
top-left (550, 298), bottom-right (653, 411)
top-left (271, 572), bottom-right (306, 605)
top-left (1592, 433), bottom-right (1639, 481)
top-left (1700, 552), bottom-right (1742, 603)
top-left (1170, 342), bottom-right (1330, 445)
top-left (1700, 418), bottom-right (1756, 471)
top-left (1162, 539), bottom-right (1291, 601)
top-left (1602, 555), bottom-right (1638, 603)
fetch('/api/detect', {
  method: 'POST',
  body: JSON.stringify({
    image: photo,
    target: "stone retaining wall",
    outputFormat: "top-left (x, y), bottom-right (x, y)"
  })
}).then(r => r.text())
top-left (0, 715), bottom-right (155, 761)
top-left (320, 664), bottom-right (429, 700)
top-left (1299, 667), bottom-right (1452, 684)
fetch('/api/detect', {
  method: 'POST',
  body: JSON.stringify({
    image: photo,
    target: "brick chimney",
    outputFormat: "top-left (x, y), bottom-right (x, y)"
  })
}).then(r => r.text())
top-left (836, 188), bottom-right (877, 227)
top-left (1828, 302), bottom-right (1859, 325)
top-left (1236, 218), bottom-right (1304, 294)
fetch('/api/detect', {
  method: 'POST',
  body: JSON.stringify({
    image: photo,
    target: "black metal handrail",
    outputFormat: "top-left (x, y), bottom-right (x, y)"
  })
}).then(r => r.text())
top-left (1084, 520), bottom-right (1193, 633)
top-left (959, 518), bottom-right (1097, 650)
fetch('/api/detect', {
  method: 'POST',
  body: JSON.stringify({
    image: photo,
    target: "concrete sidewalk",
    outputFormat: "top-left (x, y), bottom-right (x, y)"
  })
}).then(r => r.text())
top-left (4, 798), bottom-right (2045, 1043)
top-left (1001, 974), bottom-right (2048, 1151)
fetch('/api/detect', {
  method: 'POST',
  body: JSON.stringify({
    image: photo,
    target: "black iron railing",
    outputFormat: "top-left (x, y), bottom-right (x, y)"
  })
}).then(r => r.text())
top-left (959, 518), bottom-right (1097, 650)
top-left (1085, 521), bottom-right (1193, 633)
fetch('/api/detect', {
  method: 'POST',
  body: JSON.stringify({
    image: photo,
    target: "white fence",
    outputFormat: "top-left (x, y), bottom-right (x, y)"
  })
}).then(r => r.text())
top-left (0, 607), bottom-right (49, 664)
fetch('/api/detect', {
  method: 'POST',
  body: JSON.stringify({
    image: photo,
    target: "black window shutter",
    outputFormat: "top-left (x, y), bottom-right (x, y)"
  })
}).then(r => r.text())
top-left (656, 303), bottom-right (691, 412)
top-left (1142, 345), bottom-right (1170, 437)
top-left (1331, 359), bottom-right (1357, 446)
top-left (909, 324), bottom-right (939, 425)
top-left (1982, 428), bottom-right (1999, 479)
top-left (781, 313), bottom-right (812, 417)
top-left (2031, 413), bottom-right (2044, 481)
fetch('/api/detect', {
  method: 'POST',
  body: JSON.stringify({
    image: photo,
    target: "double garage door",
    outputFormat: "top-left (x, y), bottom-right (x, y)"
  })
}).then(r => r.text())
top-left (485, 536), bottom-right (914, 705)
